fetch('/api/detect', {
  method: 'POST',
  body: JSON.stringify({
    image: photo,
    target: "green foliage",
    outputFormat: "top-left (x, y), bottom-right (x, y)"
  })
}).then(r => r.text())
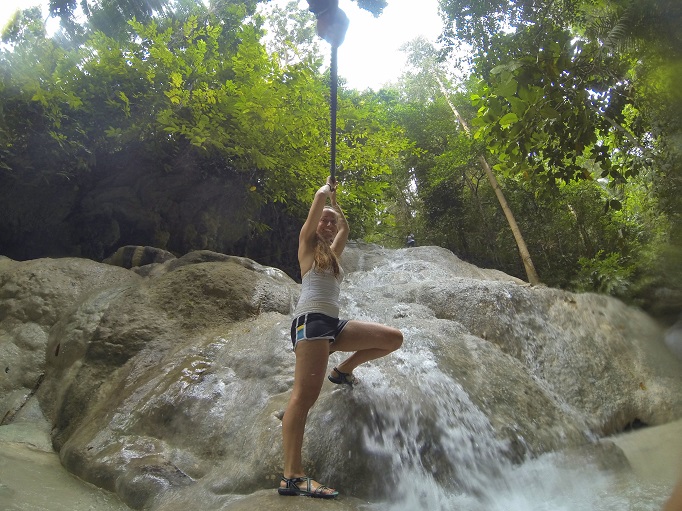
top-left (354, 0), bottom-right (387, 15)
top-left (334, 88), bottom-right (412, 238)
top-left (443, 0), bottom-right (681, 211)
top-left (0, 3), bottom-right (409, 257)
top-left (0, 16), bottom-right (91, 179)
top-left (1, 7), bottom-right (46, 44)
top-left (429, 0), bottom-right (682, 308)
top-left (469, 29), bottom-right (633, 189)
top-left (572, 251), bottom-right (635, 296)
top-left (43, 0), bottom-right (260, 42)
top-left (2, 0), bottom-right (680, 312)
top-left (259, 0), bottom-right (319, 67)
top-left (379, 47), bottom-right (675, 301)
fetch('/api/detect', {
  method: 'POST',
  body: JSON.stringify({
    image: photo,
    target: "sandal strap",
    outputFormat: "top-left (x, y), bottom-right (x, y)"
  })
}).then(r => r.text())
top-left (333, 367), bottom-right (350, 376)
top-left (282, 476), bottom-right (309, 490)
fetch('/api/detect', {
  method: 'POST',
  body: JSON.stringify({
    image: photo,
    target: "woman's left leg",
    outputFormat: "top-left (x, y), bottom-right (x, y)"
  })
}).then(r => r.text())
top-left (282, 340), bottom-right (330, 480)
top-left (329, 320), bottom-right (402, 375)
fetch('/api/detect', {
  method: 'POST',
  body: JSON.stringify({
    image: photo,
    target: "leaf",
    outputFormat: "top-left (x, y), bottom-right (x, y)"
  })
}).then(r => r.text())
top-left (507, 96), bottom-right (527, 115)
top-left (499, 112), bottom-right (519, 128)
top-left (170, 72), bottom-right (183, 88)
top-left (470, 116), bottom-right (485, 127)
top-left (496, 76), bottom-right (518, 97)
top-left (540, 106), bottom-right (561, 120)
top-left (508, 122), bottom-right (523, 138)
top-left (490, 60), bottom-right (524, 75)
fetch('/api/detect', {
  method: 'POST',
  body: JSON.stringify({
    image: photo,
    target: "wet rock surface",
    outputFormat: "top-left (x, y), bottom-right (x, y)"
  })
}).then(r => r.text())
top-left (1, 244), bottom-right (681, 509)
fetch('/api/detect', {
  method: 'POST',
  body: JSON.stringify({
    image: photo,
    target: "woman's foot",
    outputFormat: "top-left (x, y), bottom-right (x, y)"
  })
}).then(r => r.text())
top-left (278, 476), bottom-right (338, 498)
top-left (328, 367), bottom-right (358, 386)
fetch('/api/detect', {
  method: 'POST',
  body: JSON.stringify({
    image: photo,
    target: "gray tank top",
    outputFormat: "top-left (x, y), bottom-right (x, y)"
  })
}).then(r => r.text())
top-left (294, 264), bottom-right (345, 318)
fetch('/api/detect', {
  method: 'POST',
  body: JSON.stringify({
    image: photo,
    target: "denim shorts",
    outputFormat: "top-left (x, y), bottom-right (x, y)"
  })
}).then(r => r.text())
top-left (290, 313), bottom-right (349, 351)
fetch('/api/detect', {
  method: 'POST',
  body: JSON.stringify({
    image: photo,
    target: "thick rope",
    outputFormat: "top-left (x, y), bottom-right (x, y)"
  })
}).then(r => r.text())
top-left (330, 44), bottom-right (338, 182)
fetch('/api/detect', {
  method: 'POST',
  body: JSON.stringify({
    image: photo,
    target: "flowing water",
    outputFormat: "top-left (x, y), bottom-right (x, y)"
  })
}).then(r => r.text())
top-left (334, 245), bottom-right (681, 511)
top-left (0, 423), bottom-right (130, 511)
top-left (348, 357), bottom-right (678, 511)
top-left (1, 420), bottom-right (677, 510)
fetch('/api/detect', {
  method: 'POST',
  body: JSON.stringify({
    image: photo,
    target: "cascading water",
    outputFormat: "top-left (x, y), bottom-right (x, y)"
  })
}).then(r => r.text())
top-left (346, 339), bottom-right (512, 510)
top-left (327, 243), bottom-right (678, 511)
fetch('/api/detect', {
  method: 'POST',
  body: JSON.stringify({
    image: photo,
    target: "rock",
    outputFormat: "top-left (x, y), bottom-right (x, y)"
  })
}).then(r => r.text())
top-left (1, 244), bottom-right (681, 510)
top-left (152, 489), bottom-right (370, 511)
top-left (0, 256), bottom-right (138, 424)
top-left (103, 245), bottom-right (176, 269)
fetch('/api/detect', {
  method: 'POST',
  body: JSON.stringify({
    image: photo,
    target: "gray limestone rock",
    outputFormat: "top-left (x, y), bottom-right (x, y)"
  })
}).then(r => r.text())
top-left (1, 244), bottom-right (680, 510)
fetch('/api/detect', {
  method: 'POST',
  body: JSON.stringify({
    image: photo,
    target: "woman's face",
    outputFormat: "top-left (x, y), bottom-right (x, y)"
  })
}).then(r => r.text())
top-left (317, 209), bottom-right (338, 241)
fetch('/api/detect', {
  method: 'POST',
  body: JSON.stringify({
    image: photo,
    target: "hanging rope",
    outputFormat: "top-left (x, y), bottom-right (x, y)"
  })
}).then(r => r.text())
top-left (330, 44), bottom-right (339, 182)
top-left (306, 1), bottom-right (348, 183)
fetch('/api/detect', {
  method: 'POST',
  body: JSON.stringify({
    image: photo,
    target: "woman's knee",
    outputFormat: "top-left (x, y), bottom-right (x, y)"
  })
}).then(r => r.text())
top-left (288, 390), bottom-right (320, 412)
top-left (386, 327), bottom-right (403, 352)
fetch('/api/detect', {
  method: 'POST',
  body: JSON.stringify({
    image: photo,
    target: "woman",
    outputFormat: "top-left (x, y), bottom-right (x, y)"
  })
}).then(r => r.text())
top-left (278, 177), bottom-right (403, 499)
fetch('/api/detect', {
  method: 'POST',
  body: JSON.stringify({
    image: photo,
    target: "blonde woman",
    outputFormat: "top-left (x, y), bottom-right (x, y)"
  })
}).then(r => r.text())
top-left (279, 177), bottom-right (403, 498)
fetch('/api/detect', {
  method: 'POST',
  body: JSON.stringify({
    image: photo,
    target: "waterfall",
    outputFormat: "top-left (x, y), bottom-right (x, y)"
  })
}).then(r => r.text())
top-left (328, 243), bottom-right (678, 510)
top-left (352, 341), bottom-right (511, 510)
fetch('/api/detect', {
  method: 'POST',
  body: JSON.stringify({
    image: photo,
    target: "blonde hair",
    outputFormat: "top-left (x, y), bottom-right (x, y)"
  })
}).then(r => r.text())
top-left (314, 207), bottom-right (341, 277)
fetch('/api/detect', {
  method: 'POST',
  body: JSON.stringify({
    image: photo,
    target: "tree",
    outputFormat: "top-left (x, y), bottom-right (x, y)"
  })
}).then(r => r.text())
top-left (259, 0), bottom-right (320, 66)
top-left (440, 0), bottom-right (681, 194)
top-left (437, 0), bottom-right (682, 308)
top-left (0, 5), bottom-right (410, 266)
top-left (400, 38), bottom-right (541, 285)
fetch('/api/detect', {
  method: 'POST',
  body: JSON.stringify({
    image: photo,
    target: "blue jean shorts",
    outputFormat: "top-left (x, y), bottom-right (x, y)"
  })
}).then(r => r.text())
top-left (290, 313), bottom-right (349, 351)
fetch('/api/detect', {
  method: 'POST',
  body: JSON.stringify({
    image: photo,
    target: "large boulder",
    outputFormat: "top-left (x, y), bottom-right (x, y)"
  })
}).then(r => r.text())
top-left (0, 244), bottom-right (680, 510)
top-left (0, 255), bottom-right (138, 424)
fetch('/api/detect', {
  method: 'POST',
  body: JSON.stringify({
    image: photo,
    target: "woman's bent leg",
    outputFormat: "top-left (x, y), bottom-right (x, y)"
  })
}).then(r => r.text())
top-left (329, 320), bottom-right (402, 374)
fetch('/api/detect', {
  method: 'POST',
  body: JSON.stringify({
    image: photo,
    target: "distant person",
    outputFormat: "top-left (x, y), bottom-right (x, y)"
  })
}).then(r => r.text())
top-left (279, 176), bottom-right (403, 499)
top-left (664, 315), bottom-right (682, 360)
top-left (406, 233), bottom-right (415, 248)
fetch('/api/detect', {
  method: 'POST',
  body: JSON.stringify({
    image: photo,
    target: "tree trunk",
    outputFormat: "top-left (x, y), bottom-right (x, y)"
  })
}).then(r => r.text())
top-left (477, 154), bottom-right (541, 285)
top-left (436, 78), bottom-right (542, 285)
